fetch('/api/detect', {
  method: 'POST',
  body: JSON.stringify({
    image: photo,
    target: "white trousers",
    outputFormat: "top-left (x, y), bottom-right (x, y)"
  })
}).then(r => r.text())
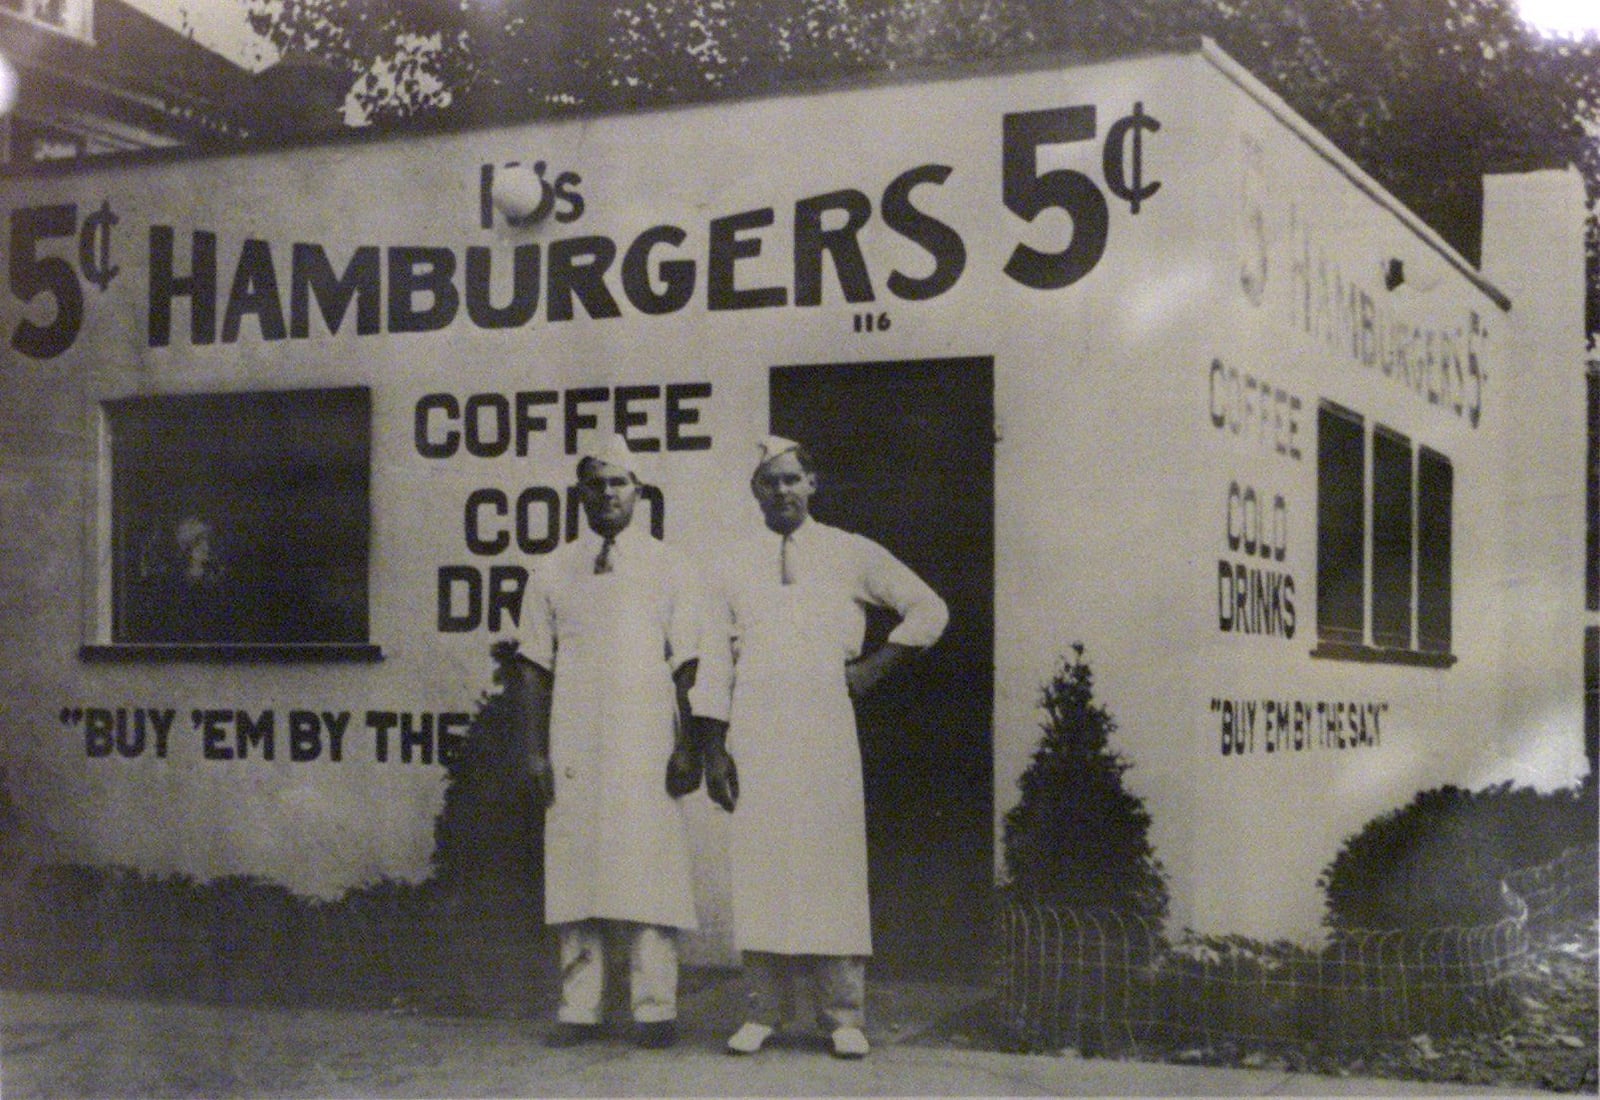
top-left (556, 920), bottom-right (679, 1024)
top-left (743, 951), bottom-right (866, 1031)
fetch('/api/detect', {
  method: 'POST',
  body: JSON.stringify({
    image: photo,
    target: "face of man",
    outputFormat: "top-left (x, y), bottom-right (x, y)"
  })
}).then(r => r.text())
top-left (175, 518), bottom-right (219, 586)
top-left (752, 450), bottom-right (816, 534)
top-left (578, 459), bottom-right (641, 537)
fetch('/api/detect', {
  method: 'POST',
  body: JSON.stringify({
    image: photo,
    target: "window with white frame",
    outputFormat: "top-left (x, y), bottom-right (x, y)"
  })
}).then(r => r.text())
top-left (1314, 400), bottom-right (1454, 666)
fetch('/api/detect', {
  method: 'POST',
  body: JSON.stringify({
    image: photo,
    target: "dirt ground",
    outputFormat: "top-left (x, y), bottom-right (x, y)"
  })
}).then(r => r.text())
top-left (1, 878), bottom-right (1592, 1095)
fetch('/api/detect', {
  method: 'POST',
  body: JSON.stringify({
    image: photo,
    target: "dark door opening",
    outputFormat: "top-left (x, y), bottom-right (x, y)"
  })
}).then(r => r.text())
top-left (770, 357), bottom-right (994, 980)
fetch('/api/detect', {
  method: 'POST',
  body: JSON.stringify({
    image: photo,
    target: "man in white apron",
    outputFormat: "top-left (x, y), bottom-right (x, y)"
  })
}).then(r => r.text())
top-left (504, 434), bottom-right (702, 1049)
top-left (691, 436), bottom-right (948, 1059)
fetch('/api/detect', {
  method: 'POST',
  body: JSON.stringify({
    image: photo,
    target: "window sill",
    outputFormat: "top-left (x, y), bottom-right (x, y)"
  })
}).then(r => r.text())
top-left (80, 644), bottom-right (384, 664)
top-left (1310, 643), bottom-right (1455, 668)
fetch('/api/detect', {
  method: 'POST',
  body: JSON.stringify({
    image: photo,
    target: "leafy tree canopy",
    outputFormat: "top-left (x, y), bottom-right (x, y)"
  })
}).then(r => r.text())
top-left (246, 0), bottom-right (1599, 338)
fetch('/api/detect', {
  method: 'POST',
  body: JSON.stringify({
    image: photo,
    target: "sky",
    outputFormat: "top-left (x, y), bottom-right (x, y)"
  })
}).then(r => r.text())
top-left (123, 0), bottom-right (278, 71)
top-left (1517, 0), bottom-right (1600, 37)
top-left (119, 0), bottom-right (1600, 72)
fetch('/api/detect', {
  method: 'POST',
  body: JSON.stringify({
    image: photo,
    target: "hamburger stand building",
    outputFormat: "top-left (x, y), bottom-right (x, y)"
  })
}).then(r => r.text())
top-left (0, 39), bottom-right (1588, 970)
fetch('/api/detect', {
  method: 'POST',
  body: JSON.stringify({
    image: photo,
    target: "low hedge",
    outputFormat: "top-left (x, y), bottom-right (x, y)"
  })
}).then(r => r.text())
top-left (1318, 777), bottom-right (1597, 931)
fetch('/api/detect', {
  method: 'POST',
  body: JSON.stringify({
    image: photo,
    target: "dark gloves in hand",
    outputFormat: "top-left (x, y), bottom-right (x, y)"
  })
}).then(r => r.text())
top-left (529, 754), bottom-right (556, 808)
top-left (665, 743), bottom-right (702, 798)
top-left (687, 716), bottom-right (737, 812)
top-left (703, 741), bottom-right (738, 813)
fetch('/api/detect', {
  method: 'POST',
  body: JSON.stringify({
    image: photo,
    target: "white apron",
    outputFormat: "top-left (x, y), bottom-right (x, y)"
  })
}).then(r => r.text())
top-left (727, 573), bottom-right (873, 956)
top-left (538, 540), bottom-right (698, 931)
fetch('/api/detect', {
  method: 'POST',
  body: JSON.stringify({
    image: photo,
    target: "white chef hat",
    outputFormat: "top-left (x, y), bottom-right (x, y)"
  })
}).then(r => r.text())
top-left (577, 432), bottom-right (642, 479)
top-left (755, 435), bottom-right (802, 469)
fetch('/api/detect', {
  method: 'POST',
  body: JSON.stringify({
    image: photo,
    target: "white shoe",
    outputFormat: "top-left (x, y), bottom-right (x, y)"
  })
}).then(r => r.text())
top-left (726, 1021), bottom-right (774, 1055)
top-left (830, 1026), bottom-right (869, 1059)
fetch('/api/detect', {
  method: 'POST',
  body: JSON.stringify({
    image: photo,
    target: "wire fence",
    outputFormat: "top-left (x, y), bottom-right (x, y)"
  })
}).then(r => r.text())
top-left (1504, 843), bottom-right (1598, 931)
top-left (997, 843), bottom-right (1597, 1054)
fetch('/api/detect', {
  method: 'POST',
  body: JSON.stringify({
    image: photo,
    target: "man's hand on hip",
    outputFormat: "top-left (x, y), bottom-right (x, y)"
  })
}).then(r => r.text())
top-left (846, 642), bottom-right (916, 700)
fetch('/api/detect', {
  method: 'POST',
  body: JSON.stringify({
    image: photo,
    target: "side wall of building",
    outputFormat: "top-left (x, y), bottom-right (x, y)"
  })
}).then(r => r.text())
top-left (1157, 49), bottom-right (1564, 941)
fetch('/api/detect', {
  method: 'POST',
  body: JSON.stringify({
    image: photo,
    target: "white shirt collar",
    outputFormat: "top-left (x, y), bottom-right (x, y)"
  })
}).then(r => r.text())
top-left (768, 516), bottom-right (815, 542)
top-left (579, 520), bottom-right (643, 552)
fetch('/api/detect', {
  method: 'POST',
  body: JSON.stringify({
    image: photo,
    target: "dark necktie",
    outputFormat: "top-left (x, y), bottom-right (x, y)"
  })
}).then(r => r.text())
top-left (780, 534), bottom-right (794, 586)
top-left (594, 536), bottom-right (614, 575)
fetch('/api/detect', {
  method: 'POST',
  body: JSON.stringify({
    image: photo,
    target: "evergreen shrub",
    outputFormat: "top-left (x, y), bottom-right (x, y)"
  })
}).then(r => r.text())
top-left (1001, 645), bottom-right (1169, 929)
top-left (429, 640), bottom-right (543, 916)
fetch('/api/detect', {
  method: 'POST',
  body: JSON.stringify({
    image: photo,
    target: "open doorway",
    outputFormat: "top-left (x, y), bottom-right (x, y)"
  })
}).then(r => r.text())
top-left (770, 357), bottom-right (994, 979)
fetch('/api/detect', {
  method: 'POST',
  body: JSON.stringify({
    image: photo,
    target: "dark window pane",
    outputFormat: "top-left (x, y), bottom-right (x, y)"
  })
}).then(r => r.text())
top-left (1417, 445), bottom-right (1453, 654)
top-left (108, 387), bottom-right (371, 645)
top-left (1317, 402), bottom-right (1365, 645)
top-left (1371, 426), bottom-right (1413, 649)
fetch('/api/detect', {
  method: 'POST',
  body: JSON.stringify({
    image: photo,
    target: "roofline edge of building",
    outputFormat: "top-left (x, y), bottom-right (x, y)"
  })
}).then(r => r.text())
top-left (1198, 37), bottom-right (1513, 314)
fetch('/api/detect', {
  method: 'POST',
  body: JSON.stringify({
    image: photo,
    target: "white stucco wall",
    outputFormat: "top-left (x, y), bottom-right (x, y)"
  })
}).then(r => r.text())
top-left (1482, 169), bottom-right (1591, 792)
